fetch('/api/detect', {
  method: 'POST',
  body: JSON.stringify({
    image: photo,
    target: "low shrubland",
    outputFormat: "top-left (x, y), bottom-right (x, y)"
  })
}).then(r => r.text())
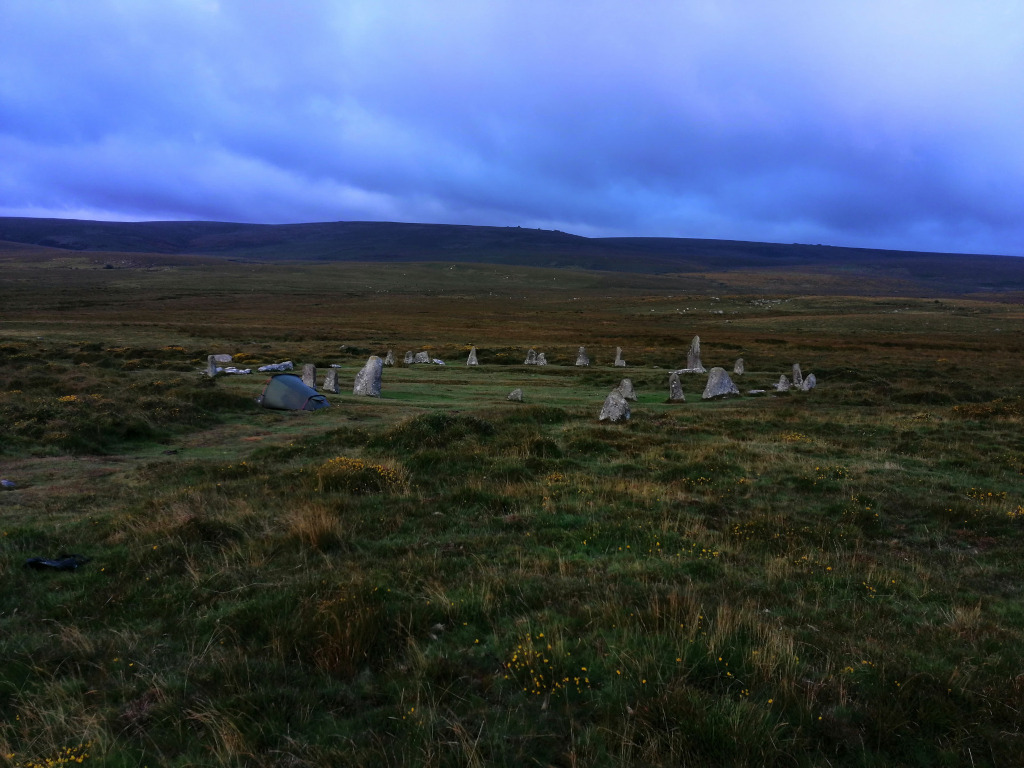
top-left (1, 273), bottom-right (1023, 766)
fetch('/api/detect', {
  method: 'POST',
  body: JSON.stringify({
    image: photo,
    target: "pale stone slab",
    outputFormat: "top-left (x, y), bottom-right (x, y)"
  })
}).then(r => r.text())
top-left (404, 351), bottom-right (414, 364)
top-left (383, 350), bottom-right (395, 366)
top-left (734, 358), bottom-right (745, 375)
top-left (507, 388), bottom-right (523, 402)
top-left (301, 363), bottom-right (317, 389)
top-left (775, 375), bottom-right (791, 392)
top-left (467, 346), bottom-right (479, 365)
top-left (323, 369), bottom-right (340, 394)
top-left (524, 348), bottom-right (537, 365)
top-left (702, 367), bottom-right (740, 399)
top-left (616, 378), bottom-right (637, 401)
top-left (536, 353), bottom-right (547, 365)
top-left (353, 355), bottom-right (383, 397)
top-left (801, 373), bottom-right (817, 391)
top-left (792, 363), bottom-right (803, 388)
top-left (576, 346), bottom-right (590, 366)
top-left (413, 351), bottom-right (430, 364)
top-left (669, 372), bottom-right (685, 401)
top-left (599, 390), bottom-right (630, 422)
top-left (687, 336), bottom-right (706, 373)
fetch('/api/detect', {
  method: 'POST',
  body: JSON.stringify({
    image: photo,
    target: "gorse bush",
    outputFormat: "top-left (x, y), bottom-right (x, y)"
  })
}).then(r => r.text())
top-left (313, 456), bottom-right (408, 494)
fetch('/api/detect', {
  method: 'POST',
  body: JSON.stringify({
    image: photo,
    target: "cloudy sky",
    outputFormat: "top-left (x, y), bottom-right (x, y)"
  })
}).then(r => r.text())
top-left (2, 1), bottom-right (1022, 255)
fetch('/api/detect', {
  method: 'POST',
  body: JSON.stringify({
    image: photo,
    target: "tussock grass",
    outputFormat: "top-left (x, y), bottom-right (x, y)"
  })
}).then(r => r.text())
top-left (2, 264), bottom-right (1024, 765)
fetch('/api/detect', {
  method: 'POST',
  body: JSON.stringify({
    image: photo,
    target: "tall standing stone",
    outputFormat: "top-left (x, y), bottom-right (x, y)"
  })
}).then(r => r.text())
top-left (524, 348), bottom-right (537, 365)
top-left (800, 373), bottom-right (817, 391)
top-left (302, 363), bottom-right (317, 390)
top-left (383, 350), bottom-right (395, 366)
top-left (467, 346), bottom-right (479, 366)
top-left (404, 351), bottom-right (414, 364)
top-left (734, 358), bottom-right (745, 375)
top-left (792, 364), bottom-right (803, 388)
top-left (353, 356), bottom-right (383, 397)
top-left (701, 367), bottom-right (740, 399)
top-left (614, 347), bottom-right (626, 367)
top-left (775, 375), bottom-right (791, 392)
top-left (323, 369), bottom-right (340, 394)
top-left (687, 336), bottom-right (706, 373)
top-left (536, 353), bottom-right (547, 366)
top-left (599, 390), bottom-right (630, 422)
top-left (575, 346), bottom-right (590, 366)
top-left (206, 355), bottom-right (218, 377)
top-left (669, 372), bottom-right (685, 401)
top-left (616, 378), bottom-right (637, 401)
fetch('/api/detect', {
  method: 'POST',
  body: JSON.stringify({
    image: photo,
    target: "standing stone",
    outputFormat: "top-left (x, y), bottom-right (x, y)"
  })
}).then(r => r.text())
top-left (353, 356), bottom-right (383, 397)
top-left (800, 373), bottom-right (817, 391)
top-left (206, 355), bottom-right (219, 377)
top-left (599, 390), bottom-right (630, 422)
top-left (467, 346), bottom-right (479, 366)
top-left (687, 336), bottom-right (706, 373)
top-left (507, 388), bottom-right (524, 402)
top-left (614, 347), bottom-right (626, 367)
top-left (524, 348), bottom-right (537, 365)
top-left (404, 351), bottom-right (414, 364)
top-left (211, 353), bottom-right (233, 364)
top-left (775, 375), bottom-right (791, 392)
top-left (669, 372), bottom-right (685, 401)
top-left (701, 367), bottom-right (740, 399)
top-left (322, 369), bottom-right (340, 394)
top-left (734, 358), bottom-right (745, 375)
top-left (616, 378), bottom-right (637, 401)
top-left (413, 351), bottom-right (431, 364)
top-left (302, 363), bottom-right (317, 390)
top-left (383, 350), bottom-right (395, 366)
top-left (536, 353), bottom-right (547, 366)
top-left (575, 346), bottom-right (590, 366)
top-left (792, 364), bottom-right (803, 388)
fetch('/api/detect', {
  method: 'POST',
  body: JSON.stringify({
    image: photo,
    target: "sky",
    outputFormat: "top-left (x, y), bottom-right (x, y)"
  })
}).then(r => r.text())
top-left (2, 1), bottom-right (1023, 256)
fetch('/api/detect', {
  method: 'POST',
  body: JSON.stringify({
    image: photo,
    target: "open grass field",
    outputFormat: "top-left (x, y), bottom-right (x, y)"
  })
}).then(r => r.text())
top-left (2, 249), bottom-right (1024, 766)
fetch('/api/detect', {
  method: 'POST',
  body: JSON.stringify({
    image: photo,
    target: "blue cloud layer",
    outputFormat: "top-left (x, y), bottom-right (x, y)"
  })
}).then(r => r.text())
top-left (1, 1), bottom-right (1022, 255)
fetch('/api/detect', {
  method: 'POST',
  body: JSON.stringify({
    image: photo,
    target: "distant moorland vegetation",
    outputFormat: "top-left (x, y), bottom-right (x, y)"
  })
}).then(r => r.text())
top-left (1, 229), bottom-right (1023, 766)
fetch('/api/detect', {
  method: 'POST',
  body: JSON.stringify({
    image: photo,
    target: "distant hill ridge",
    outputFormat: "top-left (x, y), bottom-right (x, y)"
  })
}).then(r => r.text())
top-left (1, 216), bottom-right (1021, 294)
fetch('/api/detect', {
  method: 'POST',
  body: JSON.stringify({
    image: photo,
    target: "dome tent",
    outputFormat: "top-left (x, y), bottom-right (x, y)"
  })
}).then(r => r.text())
top-left (257, 373), bottom-right (330, 411)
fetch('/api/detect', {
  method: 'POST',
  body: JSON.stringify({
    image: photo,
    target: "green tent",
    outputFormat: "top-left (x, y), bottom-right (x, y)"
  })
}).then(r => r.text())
top-left (258, 374), bottom-right (330, 411)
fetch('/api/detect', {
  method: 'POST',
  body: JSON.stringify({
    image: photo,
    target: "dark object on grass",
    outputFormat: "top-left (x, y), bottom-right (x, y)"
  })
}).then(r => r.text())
top-left (257, 374), bottom-right (330, 411)
top-left (24, 554), bottom-right (91, 571)
top-left (1, 479), bottom-right (15, 490)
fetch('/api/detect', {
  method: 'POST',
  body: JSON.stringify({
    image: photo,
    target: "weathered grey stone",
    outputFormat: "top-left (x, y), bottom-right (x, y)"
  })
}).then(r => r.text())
top-left (206, 355), bottom-right (219, 377)
top-left (211, 353), bottom-right (233, 364)
top-left (775, 375), bottom-right (791, 392)
top-left (614, 347), bottom-right (626, 367)
top-left (800, 373), bottom-right (817, 391)
top-left (353, 355), bottom-right (383, 397)
top-left (599, 390), bottom-right (630, 422)
top-left (507, 388), bottom-right (523, 402)
top-left (792, 363), bottom-right (803, 388)
top-left (404, 351), bottom-right (414, 364)
top-left (687, 336), bottom-right (706, 373)
top-left (467, 346), bottom-right (479, 366)
top-left (322, 369), bottom-right (340, 394)
top-left (702, 367), bottom-right (740, 399)
top-left (616, 378), bottom-right (637, 401)
top-left (669, 372), bottom-right (685, 401)
top-left (383, 350), bottom-right (395, 366)
top-left (747, 389), bottom-right (766, 395)
top-left (301, 363), bottom-right (317, 389)
top-left (413, 351), bottom-right (430, 364)
top-left (576, 346), bottom-right (590, 366)
top-left (734, 358), bottom-right (745, 375)
top-left (524, 348), bottom-right (537, 365)
top-left (536, 353), bottom-right (547, 366)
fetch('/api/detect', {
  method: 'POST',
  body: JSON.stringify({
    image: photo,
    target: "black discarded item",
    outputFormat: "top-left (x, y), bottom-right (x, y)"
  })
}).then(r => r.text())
top-left (23, 554), bottom-right (91, 571)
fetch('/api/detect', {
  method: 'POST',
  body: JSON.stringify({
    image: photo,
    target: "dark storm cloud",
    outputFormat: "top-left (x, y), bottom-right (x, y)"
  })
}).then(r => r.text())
top-left (1, 0), bottom-right (1022, 255)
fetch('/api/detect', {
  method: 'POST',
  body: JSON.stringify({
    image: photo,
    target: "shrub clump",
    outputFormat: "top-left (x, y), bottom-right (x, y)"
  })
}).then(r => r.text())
top-left (314, 456), bottom-right (407, 494)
